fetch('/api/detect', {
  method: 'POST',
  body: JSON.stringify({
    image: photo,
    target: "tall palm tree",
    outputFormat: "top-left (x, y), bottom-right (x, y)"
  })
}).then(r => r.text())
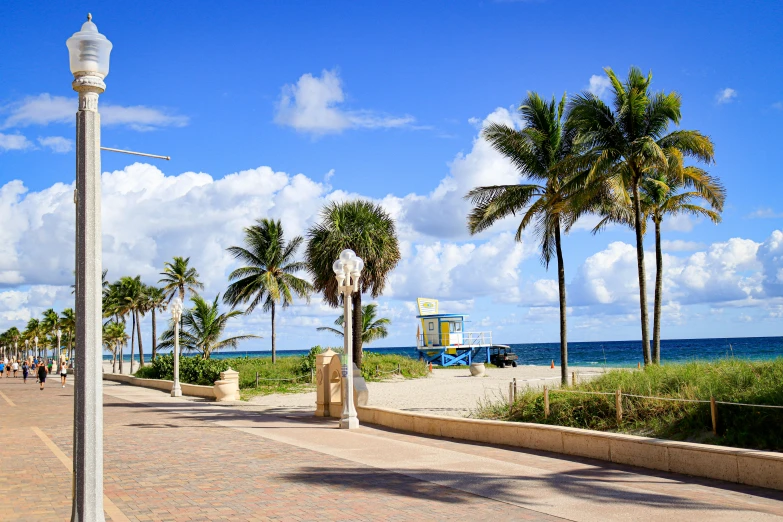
top-left (594, 155), bottom-right (724, 364)
top-left (60, 308), bottom-right (76, 361)
top-left (119, 276), bottom-right (148, 371)
top-left (41, 308), bottom-right (61, 361)
top-left (103, 321), bottom-right (128, 374)
top-left (224, 219), bottom-right (313, 364)
top-left (465, 92), bottom-right (585, 385)
top-left (159, 256), bottom-right (204, 304)
top-left (317, 303), bottom-right (391, 345)
top-left (159, 294), bottom-right (259, 359)
top-left (567, 67), bottom-right (715, 365)
top-left (103, 279), bottom-right (133, 373)
top-left (5, 327), bottom-right (20, 360)
top-left (24, 318), bottom-right (43, 357)
top-left (146, 286), bottom-right (167, 361)
top-left (306, 200), bottom-right (401, 368)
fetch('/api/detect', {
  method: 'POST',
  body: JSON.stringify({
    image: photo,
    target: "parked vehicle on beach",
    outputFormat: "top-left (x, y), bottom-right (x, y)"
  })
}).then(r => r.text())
top-left (489, 345), bottom-right (518, 368)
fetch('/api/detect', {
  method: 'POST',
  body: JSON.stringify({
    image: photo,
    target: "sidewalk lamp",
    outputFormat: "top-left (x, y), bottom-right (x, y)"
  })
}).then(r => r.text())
top-left (68, 12), bottom-right (112, 522)
top-left (332, 249), bottom-right (364, 430)
top-left (56, 328), bottom-right (62, 371)
top-left (25, 339), bottom-right (28, 360)
top-left (170, 297), bottom-right (183, 398)
top-left (34, 336), bottom-right (39, 358)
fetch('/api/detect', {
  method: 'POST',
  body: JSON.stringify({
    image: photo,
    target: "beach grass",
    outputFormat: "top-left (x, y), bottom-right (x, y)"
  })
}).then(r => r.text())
top-left (472, 358), bottom-right (783, 451)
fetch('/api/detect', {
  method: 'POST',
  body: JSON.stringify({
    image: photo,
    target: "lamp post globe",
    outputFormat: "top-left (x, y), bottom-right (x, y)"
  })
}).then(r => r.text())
top-left (170, 297), bottom-right (184, 398)
top-left (334, 250), bottom-right (364, 430)
top-left (68, 13), bottom-right (112, 522)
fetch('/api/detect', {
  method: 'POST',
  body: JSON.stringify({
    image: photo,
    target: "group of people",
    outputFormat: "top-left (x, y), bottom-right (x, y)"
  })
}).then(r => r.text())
top-left (0, 356), bottom-right (69, 390)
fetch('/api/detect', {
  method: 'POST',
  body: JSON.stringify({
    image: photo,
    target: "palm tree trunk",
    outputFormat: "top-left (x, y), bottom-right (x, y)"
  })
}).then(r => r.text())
top-left (271, 302), bottom-right (276, 364)
top-left (112, 344), bottom-right (117, 373)
top-left (136, 310), bottom-right (145, 367)
top-left (151, 309), bottom-right (157, 361)
top-left (352, 292), bottom-right (362, 370)
top-left (130, 313), bottom-right (136, 374)
top-left (119, 336), bottom-right (124, 374)
top-left (653, 219), bottom-right (663, 365)
top-left (554, 220), bottom-right (568, 386)
top-left (632, 180), bottom-right (652, 366)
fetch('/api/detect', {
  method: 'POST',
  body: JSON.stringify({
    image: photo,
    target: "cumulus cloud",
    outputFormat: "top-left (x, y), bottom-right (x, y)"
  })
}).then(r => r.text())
top-left (0, 133), bottom-right (33, 152)
top-left (757, 230), bottom-right (783, 297)
top-left (748, 208), bottom-right (783, 219)
top-left (274, 69), bottom-right (415, 134)
top-left (660, 239), bottom-right (706, 252)
top-left (716, 88), bottom-right (737, 104)
top-left (1, 93), bottom-right (188, 131)
top-left (37, 136), bottom-right (73, 153)
top-left (587, 74), bottom-right (612, 98)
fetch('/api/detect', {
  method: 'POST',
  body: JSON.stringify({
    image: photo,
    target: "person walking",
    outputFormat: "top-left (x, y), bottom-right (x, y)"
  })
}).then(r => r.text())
top-left (37, 362), bottom-right (47, 390)
top-left (60, 362), bottom-right (68, 388)
top-left (0, 360), bottom-right (4, 379)
top-left (47, 358), bottom-right (53, 375)
top-left (12, 360), bottom-right (18, 378)
top-left (22, 361), bottom-right (29, 384)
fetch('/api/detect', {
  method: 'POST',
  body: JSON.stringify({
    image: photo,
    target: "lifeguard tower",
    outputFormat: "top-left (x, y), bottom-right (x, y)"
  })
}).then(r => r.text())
top-left (415, 297), bottom-right (493, 366)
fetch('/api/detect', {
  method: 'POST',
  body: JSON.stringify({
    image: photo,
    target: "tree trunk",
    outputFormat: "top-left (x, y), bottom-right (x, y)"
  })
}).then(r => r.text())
top-left (119, 336), bottom-right (124, 374)
top-left (130, 313), bottom-right (136, 374)
top-left (632, 180), bottom-right (652, 366)
top-left (352, 292), bottom-right (362, 369)
top-left (112, 344), bottom-right (116, 374)
top-left (151, 309), bottom-right (157, 361)
top-left (555, 220), bottom-right (568, 386)
top-left (653, 219), bottom-right (663, 365)
top-left (271, 302), bottom-right (276, 364)
top-left (136, 309), bottom-right (144, 367)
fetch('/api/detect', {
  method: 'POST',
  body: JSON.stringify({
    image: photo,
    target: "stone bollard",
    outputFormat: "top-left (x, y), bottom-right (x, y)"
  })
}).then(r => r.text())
top-left (214, 367), bottom-right (240, 401)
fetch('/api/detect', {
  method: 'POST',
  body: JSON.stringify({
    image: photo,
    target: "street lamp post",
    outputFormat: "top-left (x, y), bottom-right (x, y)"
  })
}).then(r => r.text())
top-left (24, 339), bottom-right (28, 361)
top-left (67, 13), bottom-right (112, 522)
top-left (56, 329), bottom-right (62, 372)
top-left (34, 336), bottom-right (39, 359)
top-left (170, 297), bottom-right (183, 398)
top-left (332, 249), bottom-right (364, 430)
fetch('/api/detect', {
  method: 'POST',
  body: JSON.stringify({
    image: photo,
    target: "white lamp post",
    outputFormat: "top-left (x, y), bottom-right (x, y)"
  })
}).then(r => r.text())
top-left (170, 297), bottom-right (183, 398)
top-left (332, 249), bottom-right (364, 430)
top-left (67, 13), bottom-right (112, 522)
top-left (34, 336), bottom-right (39, 358)
top-left (24, 339), bottom-right (28, 361)
top-left (55, 328), bottom-right (62, 372)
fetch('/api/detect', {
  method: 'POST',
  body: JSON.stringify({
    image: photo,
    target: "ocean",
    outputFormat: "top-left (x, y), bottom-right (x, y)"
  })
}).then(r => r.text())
top-left (106, 336), bottom-right (783, 366)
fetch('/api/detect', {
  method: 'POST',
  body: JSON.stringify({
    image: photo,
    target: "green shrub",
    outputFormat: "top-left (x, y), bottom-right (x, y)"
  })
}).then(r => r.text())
top-left (360, 352), bottom-right (428, 382)
top-left (142, 354), bottom-right (229, 386)
top-left (133, 366), bottom-right (158, 379)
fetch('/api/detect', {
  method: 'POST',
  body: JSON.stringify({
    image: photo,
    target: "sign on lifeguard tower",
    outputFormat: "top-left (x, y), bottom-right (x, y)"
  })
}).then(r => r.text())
top-left (415, 297), bottom-right (493, 367)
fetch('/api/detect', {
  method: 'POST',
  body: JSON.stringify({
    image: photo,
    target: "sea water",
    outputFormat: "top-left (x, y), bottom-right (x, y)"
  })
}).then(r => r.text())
top-left (106, 336), bottom-right (783, 366)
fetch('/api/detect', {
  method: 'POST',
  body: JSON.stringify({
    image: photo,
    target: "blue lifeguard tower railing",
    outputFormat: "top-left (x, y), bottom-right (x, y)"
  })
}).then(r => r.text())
top-left (415, 297), bottom-right (493, 367)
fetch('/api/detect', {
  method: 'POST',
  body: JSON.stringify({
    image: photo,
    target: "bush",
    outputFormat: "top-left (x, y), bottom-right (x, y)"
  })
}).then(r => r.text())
top-left (139, 354), bottom-right (229, 386)
top-left (360, 352), bottom-right (428, 382)
top-left (133, 366), bottom-right (157, 379)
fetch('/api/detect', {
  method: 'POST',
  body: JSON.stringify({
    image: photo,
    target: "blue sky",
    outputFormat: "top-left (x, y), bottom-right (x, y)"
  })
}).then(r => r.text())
top-left (0, 1), bottom-right (781, 353)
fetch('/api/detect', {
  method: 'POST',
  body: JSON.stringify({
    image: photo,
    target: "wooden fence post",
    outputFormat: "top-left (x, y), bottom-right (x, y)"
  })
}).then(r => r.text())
top-left (376, 365), bottom-right (379, 377)
top-left (255, 372), bottom-right (259, 388)
top-left (710, 396), bottom-right (717, 435)
top-left (311, 368), bottom-right (315, 384)
top-left (616, 388), bottom-right (622, 423)
top-left (513, 378), bottom-right (517, 402)
top-left (572, 371), bottom-right (576, 386)
top-left (509, 382), bottom-right (513, 405)
top-left (544, 386), bottom-right (550, 419)
top-left (397, 363), bottom-right (401, 375)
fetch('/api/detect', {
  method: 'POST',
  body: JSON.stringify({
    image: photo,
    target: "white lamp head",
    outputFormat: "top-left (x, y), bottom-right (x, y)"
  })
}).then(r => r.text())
top-left (34, 336), bottom-right (38, 343)
top-left (332, 259), bottom-right (345, 276)
top-left (352, 257), bottom-right (364, 275)
top-left (170, 297), bottom-right (184, 319)
top-left (66, 14), bottom-right (113, 77)
top-left (57, 328), bottom-right (61, 337)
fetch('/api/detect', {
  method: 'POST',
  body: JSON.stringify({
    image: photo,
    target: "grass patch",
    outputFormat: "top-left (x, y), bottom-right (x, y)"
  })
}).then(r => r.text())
top-left (472, 358), bottom-right (783, 451)
top-left (361, 352), bottom-right (429, 381)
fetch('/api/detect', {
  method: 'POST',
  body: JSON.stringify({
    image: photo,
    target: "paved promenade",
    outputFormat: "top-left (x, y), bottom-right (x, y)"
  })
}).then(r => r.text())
top-left (1, 377), bottom-right (783, 521)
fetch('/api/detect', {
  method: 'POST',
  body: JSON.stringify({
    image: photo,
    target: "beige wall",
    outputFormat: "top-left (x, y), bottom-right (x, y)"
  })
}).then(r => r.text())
top-left (102, 373), bottom-right (216, 399)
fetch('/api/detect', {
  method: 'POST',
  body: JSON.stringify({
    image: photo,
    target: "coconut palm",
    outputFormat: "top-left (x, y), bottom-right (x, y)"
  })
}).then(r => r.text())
top-left (306, 200), bottom-right (401, 368)
top-left (224, 219), bottom-right (313, 364)
top-left (567, 67), bottom-right (715, 365)
top-left (103, 279), bottom-right (134, 373)
top-left (466, 92), bottom-right (588, 385)
top-left (159, 294), bottom-right (259, 359)
top-left (41, 308), bottom-right (61, 361)
top-left (593, 155), bottom-right (724, 364)
top-left (114, 276), bottom-right (147, 372)
top-left (60, 308), bottom-right (76, 361)
top-left (317, 303), bottom-right (391, 345)
top-left (23, 318), bottom-right (43, 357)
top-left (146, 285), bottom-right (167, 361)
top-left (159, 256), bottom-right (204, 304)
top-left (103, 321), bottom-right (128, 374)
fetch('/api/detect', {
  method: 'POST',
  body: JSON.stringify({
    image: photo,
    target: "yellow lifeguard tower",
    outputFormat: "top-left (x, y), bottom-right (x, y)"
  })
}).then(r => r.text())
top-left (415, 298), bottom-right (493, 366)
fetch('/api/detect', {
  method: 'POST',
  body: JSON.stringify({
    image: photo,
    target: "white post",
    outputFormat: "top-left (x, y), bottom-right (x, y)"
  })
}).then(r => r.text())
top-left (170, 297), bottom-right (183, 397)
top-left (55, 329), bottom-right (62, 373)
top-left (334, 250), bottom-right (362, 430)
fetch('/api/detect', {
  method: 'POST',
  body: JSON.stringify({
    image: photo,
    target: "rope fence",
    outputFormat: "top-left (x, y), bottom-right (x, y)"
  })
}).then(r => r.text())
top-left (506, 374), bottom-right (783, 435)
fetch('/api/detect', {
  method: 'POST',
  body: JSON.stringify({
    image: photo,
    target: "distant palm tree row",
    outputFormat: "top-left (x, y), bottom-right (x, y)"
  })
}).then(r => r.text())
top-left (466, 66), bottom-right (726, 384)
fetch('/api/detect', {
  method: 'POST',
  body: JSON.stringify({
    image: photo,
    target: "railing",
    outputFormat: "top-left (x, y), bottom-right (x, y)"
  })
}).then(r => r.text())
top-left (416, 331), bottom-right (492, 349)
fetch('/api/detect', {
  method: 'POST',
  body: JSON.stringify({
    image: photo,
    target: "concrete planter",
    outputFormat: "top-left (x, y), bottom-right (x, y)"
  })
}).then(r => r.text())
top-left (469, 363), bottom-right (486, 377)
top-left (213, 379), bottom-right (239, 402)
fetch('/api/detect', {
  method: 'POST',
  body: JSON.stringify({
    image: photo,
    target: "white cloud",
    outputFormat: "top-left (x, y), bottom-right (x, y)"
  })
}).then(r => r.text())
top-left (587, 74), bottom-right (612, 98)
top-left (660, 239), bottom-right (706, 252)
top-left (37, 136), bottom-right (73, 153)
top-left (0, 133), bottom-right (33, 152)
top-left (748, 208), bottom-right (783, 219)
top-left (716, 88), bottom-right (737, 104)
top-left (274, 69), bottom-right (415, 135)
top-left (1, 93), bottom-right (188, 131)
top-left (757, 230), bottom-right (783, 297)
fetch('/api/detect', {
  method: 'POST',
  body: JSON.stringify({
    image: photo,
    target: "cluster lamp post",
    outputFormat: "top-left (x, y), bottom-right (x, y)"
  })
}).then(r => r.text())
top-left (332, 249), bottom-right (364, 430)
top-left (170, 297), bottom-right (183, 397)
top-left (34, 336), bottom-right (39, 359)
top-left (68, 13), bottom-right (112, 522)
top-left (56, 328), bottom-right (62, 370)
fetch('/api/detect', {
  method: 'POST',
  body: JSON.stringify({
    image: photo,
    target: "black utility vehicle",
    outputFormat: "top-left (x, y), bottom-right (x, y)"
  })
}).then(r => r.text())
top-left (489, 345), bottom-right (518, 368)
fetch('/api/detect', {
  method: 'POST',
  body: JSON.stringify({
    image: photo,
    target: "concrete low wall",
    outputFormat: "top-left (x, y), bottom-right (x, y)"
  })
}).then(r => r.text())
top-left (356, 405), bottom-right (783, 491)
top-left (102, 373), bottom-right (216, 400)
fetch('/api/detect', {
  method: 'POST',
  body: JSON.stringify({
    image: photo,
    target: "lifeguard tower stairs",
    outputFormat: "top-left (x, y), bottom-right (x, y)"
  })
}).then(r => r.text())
top-left (414, 298), bottom-right (493, 367)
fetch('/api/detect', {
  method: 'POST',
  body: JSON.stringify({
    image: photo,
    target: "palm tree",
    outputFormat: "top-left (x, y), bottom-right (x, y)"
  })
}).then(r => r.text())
top-left (41, 308), bottom-right (61, 361)
top-left (159, 256), bottom-right (204, 304)
top-left (5, 327), bottom-right (20, 360)
top-left (24, 318), bottom-right (43, 357)
top-left (567, 67), bottom-right (715, 365)
top-left (103, 321), bottom-right (128, 374)
top-left (146, 286), bottom-right (167, 361)
top-left (114, 276), bottom-right (146, 372)
top-left (317, 303), bottom-right (391, 345)
top-left (306, 200), bottom-right (401, 368)
top-left (61, 308), bottom-right (76, 361)
top-left (594, 155), bottom-right (724, 364)
top-left (103, 279), bottom-right (133, 373)
top-left (465, 92), bottom-right (585, 385)
top-left (159, 294), bottom-right (259, 359)
top-left (224, 219), bottom-right (313, 364)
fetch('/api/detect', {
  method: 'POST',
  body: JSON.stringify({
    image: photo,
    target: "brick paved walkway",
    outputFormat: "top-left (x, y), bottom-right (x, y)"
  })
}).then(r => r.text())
top-left (2, 376), bottom-right (783, 521)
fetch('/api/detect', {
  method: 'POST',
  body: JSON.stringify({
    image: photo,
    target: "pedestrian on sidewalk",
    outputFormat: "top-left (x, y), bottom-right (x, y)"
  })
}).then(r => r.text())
top-left (60, 362), bottom-right (68, 388)
top-left (47, 358), bottom-right (53, 375)
top-left (37, 362), bottom-right (47, 390)
top-left (22, 361), bottom-right (29, 384)
top-left (0, 360), bottom-right (4, 378)
top-left (12, 360), bottom-right (18, 378)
